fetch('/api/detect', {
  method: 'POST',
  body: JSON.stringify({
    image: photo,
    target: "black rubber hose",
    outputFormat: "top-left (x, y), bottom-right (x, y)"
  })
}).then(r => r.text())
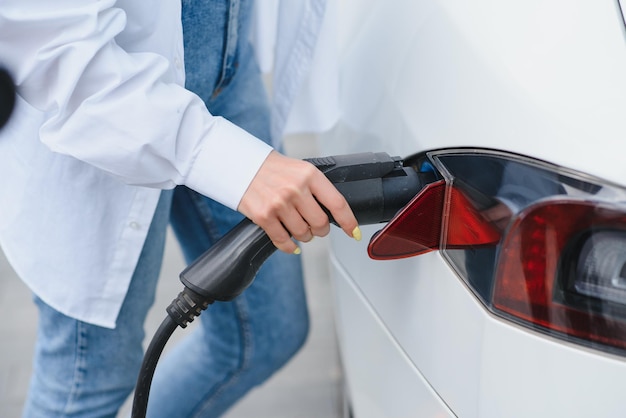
top-left (132, 287), bottom-right (211, 418)
top-left (131, 315), bottom-right (178, 418)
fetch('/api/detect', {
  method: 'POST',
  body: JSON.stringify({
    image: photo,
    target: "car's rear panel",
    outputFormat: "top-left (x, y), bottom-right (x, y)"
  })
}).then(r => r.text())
top-left (330, 252), bottom-right (454, 417)
top-left (329, 225), bottom-right (626, 417)
top-left (323, 0), bottom-right (626, 416)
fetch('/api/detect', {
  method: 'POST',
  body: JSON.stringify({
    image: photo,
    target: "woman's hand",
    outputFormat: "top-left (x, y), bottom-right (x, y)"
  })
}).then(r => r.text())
top-left (238, 151), bottom-right (361, 254)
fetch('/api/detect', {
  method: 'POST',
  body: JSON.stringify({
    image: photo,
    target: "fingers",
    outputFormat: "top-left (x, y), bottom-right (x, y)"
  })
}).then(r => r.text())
top-left (293, 191), bottom-right (331, 238)
top-left (237, 151), bottom-right (361, 254)
top-left (279, 204), bottom-right (316, 242)
top-left (257, 217), bottom-right (300, 254)
top-left (307, 168), bottom-right (360, 241)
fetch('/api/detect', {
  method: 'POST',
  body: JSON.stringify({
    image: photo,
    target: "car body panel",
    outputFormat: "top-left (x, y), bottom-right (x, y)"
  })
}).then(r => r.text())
top-left (321, 1), bottom-right (626, 416)
top-left (329, 228), bottom-right (626, 417)
top-left (331, 253), bottom-right (454, 417)
top-left (329, 0), bottom-right (626, 185)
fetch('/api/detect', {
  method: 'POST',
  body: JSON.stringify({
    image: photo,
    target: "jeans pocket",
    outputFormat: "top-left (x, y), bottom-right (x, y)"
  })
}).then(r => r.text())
top-left (212, 0), bottom-right (242, 98)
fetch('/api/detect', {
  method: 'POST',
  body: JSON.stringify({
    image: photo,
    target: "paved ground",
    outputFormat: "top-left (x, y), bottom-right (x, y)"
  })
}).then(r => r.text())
top-left (0, 135), bottom-right (345, 418)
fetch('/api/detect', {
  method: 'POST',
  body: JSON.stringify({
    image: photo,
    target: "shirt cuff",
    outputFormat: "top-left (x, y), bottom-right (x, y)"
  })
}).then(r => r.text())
top-left (184, 117), bottom-right (274, 211)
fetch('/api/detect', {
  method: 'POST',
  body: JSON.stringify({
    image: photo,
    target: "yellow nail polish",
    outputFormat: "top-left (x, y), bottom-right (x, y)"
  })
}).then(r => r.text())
top-left (352, 226), bottom-right (362, 241)
top-left (293, 246), bottom-right (302, 255)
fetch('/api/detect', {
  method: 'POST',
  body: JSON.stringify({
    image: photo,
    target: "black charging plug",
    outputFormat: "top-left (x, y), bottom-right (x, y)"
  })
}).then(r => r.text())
top-left (175, 152), bottom-right (431, 306)
top-left (131, 152), bottom-right (433, 418)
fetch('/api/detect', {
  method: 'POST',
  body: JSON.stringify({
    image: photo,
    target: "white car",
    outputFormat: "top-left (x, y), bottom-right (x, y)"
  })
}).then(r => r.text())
top-left (319, 1), bottom-right (626, 417)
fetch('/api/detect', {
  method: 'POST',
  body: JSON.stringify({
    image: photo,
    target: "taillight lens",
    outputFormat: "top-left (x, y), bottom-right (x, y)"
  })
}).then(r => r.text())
top-left (368, 180), bottom-right (446, 259)
top-left (573, 230), bottom-right (626, 305)
top-left (368, 180), bottom-right (501, 259)
top-left (495, 200), bottom-right (626, 350)
top-left (368, 149), bottom-right (626, 354)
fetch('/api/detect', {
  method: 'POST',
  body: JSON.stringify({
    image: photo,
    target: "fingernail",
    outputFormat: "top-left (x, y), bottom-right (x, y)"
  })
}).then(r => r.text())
top-left (352, 226), bottom-right (362, 241)
top-left (293, 246), bottom-right (302, 255)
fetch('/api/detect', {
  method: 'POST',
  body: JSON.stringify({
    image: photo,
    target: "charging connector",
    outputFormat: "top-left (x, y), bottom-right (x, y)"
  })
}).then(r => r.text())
top-left (131, 152), bottom-right (433, 418)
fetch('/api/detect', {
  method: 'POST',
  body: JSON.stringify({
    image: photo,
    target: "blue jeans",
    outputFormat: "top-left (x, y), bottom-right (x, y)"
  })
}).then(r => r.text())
top-left (148, 1), bottom-right (309, 416)
top-left (23, 0), bottom-right (308, 417)
top-left (23, 190), bottom-right (174, 418)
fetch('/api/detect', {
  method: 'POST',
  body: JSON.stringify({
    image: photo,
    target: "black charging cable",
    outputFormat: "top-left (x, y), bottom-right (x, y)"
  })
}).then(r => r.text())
top-left (131, 217), bottom-right (277, 417)
top-left (132, 287), bottom-right (212, 417)
top-left (130, 219), bottom-right (271, 417)
top-left (130, 152), bottom-right (433, 418)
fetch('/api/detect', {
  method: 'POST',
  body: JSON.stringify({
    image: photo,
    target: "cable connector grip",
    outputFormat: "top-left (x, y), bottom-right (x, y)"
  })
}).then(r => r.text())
top-left (166, 287), bottom-right (213, 328)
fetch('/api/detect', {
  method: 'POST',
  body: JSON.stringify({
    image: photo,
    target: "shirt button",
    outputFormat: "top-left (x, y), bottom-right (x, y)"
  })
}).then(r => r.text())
top-left (174, 57), bottom-right (182, 70)
top-left (129, 222), bottom-right (141, 230)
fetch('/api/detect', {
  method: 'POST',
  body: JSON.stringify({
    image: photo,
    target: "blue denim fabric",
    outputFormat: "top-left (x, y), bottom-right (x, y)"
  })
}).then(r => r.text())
top-left (23, 189), bottom-right (173, 417)
top-left (23, 1), bottom-right (308, 417)
top-left (146, 1), bottom-right (309, 416)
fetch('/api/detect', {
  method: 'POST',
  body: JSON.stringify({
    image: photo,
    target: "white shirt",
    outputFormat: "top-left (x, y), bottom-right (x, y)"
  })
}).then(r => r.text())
top-left (251, 0), bottom-right (339, 145)
top-left (0, 0), bottom-right (333, 328)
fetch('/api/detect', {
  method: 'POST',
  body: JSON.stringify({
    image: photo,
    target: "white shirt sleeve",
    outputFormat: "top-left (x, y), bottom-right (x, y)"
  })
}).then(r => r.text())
top-left (0, 0), bottom-right (272, 211)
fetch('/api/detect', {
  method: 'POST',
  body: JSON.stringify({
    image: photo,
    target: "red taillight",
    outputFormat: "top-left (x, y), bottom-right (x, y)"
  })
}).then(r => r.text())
top-left (368, 180), bottom-right (445, 259)
top-left (494, 200), bottom-right (626, 351)
top-left (367, 149), bottom-right (626, 355)
top-left (446, 183), bottom-right (501, 249)
top-left (368, 180), bottom-right (501, 260)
